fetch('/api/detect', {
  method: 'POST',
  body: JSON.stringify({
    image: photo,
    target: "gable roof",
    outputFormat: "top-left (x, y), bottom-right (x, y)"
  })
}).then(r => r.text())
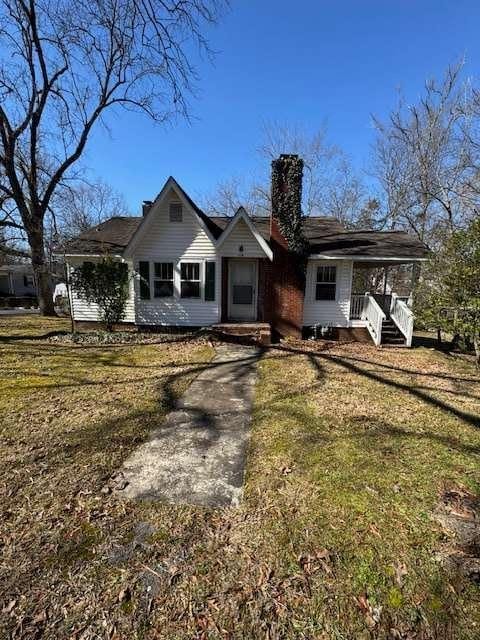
top-left (216, 207), bottom-right (273, 260)
top-left (60, 177), bottom-right (428, 261)
top-left (124, 177), bottom-right (218, 255)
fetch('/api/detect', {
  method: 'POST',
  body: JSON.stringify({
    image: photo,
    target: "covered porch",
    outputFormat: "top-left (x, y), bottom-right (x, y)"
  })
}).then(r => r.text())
top-left (349, 261), bottom-right (416, 347)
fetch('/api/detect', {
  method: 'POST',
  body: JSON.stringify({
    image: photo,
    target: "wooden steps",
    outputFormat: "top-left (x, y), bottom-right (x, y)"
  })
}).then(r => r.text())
top-left (381, 319), bottom-right (406, 346)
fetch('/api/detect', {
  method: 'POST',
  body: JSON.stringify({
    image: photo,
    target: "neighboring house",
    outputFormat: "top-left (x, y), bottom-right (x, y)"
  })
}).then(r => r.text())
top-left (63, 155), bottom-right (428, 346)
top-left (0, 264), bottom-right (36, 297)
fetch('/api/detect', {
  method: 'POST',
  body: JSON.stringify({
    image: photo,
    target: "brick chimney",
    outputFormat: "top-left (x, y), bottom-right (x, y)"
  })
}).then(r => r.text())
top-left (268, 154), bottom-right (306, 339)
top-left (142, 200), bottom-right (152, 217)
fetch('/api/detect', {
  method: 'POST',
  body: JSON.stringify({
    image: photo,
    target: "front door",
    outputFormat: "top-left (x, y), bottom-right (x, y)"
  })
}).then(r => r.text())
top-left (228, 259), bottom-right (257, 321)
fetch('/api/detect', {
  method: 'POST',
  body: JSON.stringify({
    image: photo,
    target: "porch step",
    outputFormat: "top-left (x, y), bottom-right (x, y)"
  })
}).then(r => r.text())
top-left (381, 319), bottom-right (406, 346)
top-left (211, 323), bottom-right (271, 346)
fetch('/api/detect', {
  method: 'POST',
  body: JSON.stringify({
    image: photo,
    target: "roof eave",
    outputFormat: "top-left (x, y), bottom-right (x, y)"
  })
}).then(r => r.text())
top-left (216, 207), bottom-right (273, 260)
top-left (308, 254), bottom-right (428, 262)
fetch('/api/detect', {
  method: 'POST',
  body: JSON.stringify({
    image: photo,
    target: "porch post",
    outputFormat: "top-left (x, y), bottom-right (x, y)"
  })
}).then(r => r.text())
top-left (383, 266), bottom-right (389, 296)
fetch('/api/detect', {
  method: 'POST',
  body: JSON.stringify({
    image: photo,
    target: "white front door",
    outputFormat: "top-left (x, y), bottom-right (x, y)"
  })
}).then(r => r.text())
top-left (228, 259), bottom-right (257, 321)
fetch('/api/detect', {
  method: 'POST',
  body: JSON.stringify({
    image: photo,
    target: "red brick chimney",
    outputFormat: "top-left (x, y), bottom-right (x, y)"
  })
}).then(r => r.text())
top-left (269, 154), bottom-right (306, 339)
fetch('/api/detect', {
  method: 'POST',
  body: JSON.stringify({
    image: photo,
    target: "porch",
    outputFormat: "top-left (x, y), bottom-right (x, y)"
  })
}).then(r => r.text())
top-left (346, 260), bottom-right (416, 347)
top-left (350, 293), bottom-right (414, 347)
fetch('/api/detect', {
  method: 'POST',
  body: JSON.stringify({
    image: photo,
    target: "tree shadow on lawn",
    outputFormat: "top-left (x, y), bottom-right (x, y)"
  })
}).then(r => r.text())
top-left (15, 350), bottom-right (264, 489)
top-left (270, 344), bottom-right (480, 431)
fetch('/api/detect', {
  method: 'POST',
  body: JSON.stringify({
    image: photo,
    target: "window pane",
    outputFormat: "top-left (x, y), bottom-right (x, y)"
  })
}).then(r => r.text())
top-left (316, 283), bottom-right (336, 300)
top-left (154, 262), bottom-right (173, 280)
top-left (205, 261), bottom-right (215, 301)
top-left (154, 281), bottom-right (174, 297)
top-left (139, 261), bottom-right (150, 299)
top-left (317, 265), bottom-right (336, 283)
top-left (181, 281), bottom-right (200, 298)
top-left (233, 284), bottom-right (253, 305)
top-left (181, 263), bottom-right (200, 281)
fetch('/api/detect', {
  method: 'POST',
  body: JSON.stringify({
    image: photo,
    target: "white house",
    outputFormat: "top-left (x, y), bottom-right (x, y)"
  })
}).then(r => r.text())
top-left (63, 155), bottom-right (428, 346)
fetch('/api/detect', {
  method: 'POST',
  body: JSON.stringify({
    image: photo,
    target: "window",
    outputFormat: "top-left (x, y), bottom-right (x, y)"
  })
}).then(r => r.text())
top-left (154, 262), bottom-right (174, 297)
top-left (139, 261), bottom-right (150, 299)
top-left (315, 265), bottom-right (337, 300)
top-left (23, 275), bottom-right (34, 287)
top-left (169, 202), bottom-right (183, 222)
top-left (204, 261), bottom-right (216, 301)
top-left (180, 262), bottom-right (200, 298)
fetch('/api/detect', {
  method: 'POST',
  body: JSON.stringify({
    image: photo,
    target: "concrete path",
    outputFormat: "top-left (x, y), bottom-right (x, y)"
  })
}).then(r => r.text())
top-left (114, 344), bottom-right (261, 507)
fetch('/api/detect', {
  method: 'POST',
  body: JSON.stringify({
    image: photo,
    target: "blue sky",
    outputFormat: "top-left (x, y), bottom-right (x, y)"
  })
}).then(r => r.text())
top-left (83, 0), bottom-right (480, 213)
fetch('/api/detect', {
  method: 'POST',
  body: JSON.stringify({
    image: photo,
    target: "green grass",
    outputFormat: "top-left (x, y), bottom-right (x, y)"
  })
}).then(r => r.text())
top-left (1, 317), bottom-right (479, 639)
top-left (244, 343), bottom-right (480, 638)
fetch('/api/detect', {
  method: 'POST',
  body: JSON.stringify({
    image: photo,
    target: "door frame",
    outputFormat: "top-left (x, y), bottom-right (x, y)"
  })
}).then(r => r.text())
top-left (227, 258), bottom-right (258, 322)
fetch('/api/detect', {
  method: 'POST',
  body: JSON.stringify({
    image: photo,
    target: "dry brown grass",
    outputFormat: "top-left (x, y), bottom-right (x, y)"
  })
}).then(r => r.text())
top-left (1, 318), bottom-right (480, 639)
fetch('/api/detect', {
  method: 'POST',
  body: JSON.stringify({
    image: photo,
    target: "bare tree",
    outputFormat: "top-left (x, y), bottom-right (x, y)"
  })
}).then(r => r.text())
top-left (56, 179), bottom-right (130, 238)
top-left (0, 0), bottom-right (224, 314)
top-left (200, 175), bottom-right (267, 217)
top-left (373, 62), bottom-right (480, 247)
top-left (202, 121), bottom-right (366, 223)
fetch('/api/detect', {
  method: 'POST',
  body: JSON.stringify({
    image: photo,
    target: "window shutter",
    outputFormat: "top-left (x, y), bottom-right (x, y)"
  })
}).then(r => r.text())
top-left (204, 261), bottom-right (216, 301)
top-left (139, 261), bottom-right (150, 299)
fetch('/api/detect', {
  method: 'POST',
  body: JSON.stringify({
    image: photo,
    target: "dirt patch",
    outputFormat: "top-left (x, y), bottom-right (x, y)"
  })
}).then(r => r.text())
top-left (434, 484), bottom-right (480, 585)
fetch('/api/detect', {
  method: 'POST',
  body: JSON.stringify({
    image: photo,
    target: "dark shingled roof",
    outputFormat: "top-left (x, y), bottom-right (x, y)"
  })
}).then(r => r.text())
top-left (309, 230), bottom-right (428, 259)
top-left (62, 211), bottom-right (428, 260)
top-left (209, 215), bottom-right (346, 242)
top-left (63, 216), bottom-right (142, 254)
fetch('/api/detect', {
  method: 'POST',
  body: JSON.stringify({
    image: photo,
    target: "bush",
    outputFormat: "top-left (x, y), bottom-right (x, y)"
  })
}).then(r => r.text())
top-left (70, 258), bottom-right (130, 331)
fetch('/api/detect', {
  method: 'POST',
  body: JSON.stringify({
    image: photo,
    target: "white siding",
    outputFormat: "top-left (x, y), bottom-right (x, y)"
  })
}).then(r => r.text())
top-left (303, 259), bottom-right (353, 327)
top-left (219, 218), bottom-right (268, 258)
top-left (69, 257), bottom-right (135, 323)
top-left (131, 189), bottom-right (220, 326)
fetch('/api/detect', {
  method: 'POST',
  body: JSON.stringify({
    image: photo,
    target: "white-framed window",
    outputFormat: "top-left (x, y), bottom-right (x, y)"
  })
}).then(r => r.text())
top-left (154, 262), bottom-right (174, 297)
top-left (169, 202), bottom-right (183, 222)
top-left (315, 265), bottom-right (337, 301)
top-left (180, 262), bottom-right (200, 298)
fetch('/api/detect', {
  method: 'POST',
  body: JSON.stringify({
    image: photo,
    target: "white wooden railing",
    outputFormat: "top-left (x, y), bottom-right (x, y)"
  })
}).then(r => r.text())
top-left (390, 293), bottom-right (414, 347)
top-left (362, 293), bottom-right (386, 346)
top-left (350, 294), bottom-right (366, 320)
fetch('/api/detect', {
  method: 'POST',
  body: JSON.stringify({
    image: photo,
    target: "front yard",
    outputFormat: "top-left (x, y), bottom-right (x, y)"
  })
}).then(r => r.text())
top-left (1, 317), bottom-right (479, 639)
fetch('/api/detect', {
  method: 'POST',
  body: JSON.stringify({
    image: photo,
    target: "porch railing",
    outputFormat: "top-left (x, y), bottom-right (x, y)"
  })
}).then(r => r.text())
top-left (350, 294), bottom-right (366, 320)
top-left (362, 294), bottom-right (386, 346)
top-left (390, 293), bottom-right (414, 347)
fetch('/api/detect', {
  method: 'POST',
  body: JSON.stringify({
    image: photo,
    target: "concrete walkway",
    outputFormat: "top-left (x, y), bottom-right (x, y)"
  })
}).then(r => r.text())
top-left (114, 344), bottom-right (261, 507)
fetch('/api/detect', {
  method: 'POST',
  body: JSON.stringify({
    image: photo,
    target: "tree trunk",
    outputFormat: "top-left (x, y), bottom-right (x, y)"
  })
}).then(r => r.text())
top-left (28, 226), bottom-right (56, 316)
top-left (474, 336), bottom-right (480, 368)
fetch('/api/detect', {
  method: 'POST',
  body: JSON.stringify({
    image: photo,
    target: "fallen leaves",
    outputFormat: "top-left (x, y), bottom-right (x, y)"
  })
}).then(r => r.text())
top-left (355, 593), bottom-right (382, 630)
top-left (393, 561), bottom-right (408, 587)
top-left (118, 587), bottom-right (131, 604)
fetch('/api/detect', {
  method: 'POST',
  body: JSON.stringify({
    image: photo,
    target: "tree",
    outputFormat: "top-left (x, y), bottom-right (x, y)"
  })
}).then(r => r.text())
top-left (0, 0), bottom-right (223, 315)
top-left (201, 121), bottom-right (367, 223)
top-left (415, 217), bottom-right (480, 364)
top-left (70, 258), bottom-right (130, 330)
top-left (56, 179), bottom-right (130, 238)
top-left (372, 63), bottom-right (480, 248)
